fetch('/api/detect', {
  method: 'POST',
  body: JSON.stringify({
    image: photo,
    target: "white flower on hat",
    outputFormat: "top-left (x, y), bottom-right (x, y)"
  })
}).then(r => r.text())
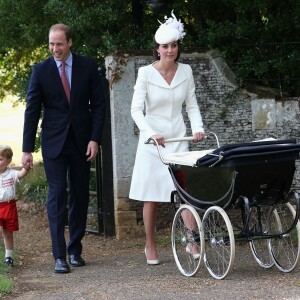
top-left (155, 10), bottom-right (186, 44)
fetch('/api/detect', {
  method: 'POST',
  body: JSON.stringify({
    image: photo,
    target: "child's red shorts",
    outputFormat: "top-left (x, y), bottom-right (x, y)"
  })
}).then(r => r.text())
top-left (0, 200), bottom-right (19, 232)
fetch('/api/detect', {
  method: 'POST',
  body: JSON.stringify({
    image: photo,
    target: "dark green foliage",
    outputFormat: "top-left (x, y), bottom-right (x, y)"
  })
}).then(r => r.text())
top-left (0, 0), bottom-right (300, 99)
top-left (199, 0), bottom-right (300, 95)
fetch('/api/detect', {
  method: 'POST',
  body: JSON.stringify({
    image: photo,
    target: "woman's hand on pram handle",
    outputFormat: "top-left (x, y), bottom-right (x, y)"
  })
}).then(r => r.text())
top-left (145, 132), bottom-right (220, 149)
top-left (145, 135), bottom-right (207, 145)
top-left (150, 135), bottom-right (166, 147)
top-left (193, 132), bottom-right (206, 143)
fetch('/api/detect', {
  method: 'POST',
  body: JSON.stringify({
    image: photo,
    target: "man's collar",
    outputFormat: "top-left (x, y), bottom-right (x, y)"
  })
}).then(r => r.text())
top-left (54, 52), bottom-right (73, 68)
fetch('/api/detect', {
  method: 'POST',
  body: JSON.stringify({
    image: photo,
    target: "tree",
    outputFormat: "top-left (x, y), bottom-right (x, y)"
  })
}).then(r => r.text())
top-left (195, 0), bottom-right (300, 96)
top-left (0, 0), bottom-right (300, 100)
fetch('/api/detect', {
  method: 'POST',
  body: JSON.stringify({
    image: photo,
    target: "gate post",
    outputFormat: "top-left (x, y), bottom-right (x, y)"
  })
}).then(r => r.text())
top-left (98, 66), bottom-right (115, 236)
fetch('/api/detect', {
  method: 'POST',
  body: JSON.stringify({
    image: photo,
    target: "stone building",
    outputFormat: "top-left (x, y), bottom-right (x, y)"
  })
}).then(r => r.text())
top-left (105, 49), bottom-right (300, 239)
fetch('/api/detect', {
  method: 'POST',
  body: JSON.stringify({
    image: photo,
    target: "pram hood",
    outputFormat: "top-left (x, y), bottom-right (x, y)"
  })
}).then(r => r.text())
top-left (196, 139), bottom-right (300, 167)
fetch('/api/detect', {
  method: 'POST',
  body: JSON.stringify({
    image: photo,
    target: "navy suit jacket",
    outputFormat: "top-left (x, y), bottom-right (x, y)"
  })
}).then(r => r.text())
top-left (23, 53), bottom-right (106, 158)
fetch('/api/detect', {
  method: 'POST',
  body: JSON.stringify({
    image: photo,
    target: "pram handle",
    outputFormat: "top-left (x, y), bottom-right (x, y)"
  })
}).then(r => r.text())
top-left (145, 132), bottom-right (220, 148)
top-left (165, 137), bottom-right (195, 143)
top-left (144, 132), bottom-right (220, 165)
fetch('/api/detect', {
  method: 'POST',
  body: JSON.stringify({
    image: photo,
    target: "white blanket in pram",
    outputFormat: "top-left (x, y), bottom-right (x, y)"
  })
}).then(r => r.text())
top-left (163, 149), bottom-right (215, 166)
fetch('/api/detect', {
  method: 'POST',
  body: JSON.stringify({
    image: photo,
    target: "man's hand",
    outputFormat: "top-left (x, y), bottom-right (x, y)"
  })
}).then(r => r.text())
top-left (22, 152), bottom-right (33, 169)
top-left (86, 141), bottom-right (99, 161)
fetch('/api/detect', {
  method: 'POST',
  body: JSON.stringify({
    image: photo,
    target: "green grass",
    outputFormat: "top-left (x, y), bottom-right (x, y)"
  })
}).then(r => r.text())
top-left (0, 245), bottom-right (14, 297)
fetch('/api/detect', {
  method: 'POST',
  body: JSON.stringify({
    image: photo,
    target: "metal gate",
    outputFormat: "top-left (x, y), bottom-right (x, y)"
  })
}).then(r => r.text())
top-left (86, 67), bottom-right (114, 236)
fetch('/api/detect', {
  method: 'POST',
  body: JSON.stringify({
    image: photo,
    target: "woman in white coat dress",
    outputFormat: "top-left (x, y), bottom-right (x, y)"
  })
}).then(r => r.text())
top-left (129, 10), bottom-right (205, 265)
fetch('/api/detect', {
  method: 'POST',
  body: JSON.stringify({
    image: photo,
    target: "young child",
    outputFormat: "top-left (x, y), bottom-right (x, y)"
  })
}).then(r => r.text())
top-left (0, 144), bottom-right (30, 266)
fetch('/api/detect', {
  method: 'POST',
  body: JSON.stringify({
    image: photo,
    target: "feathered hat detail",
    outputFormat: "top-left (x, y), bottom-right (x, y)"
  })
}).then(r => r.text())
top-left (154, 10), bottom-right (186, 44)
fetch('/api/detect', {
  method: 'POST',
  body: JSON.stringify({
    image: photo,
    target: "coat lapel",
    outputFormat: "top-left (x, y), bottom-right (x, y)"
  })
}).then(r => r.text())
top-left (147, 66), bottom-right (170, 88)
top-left (70, 54), bottom-right (79, 106)
top-left (147, 64), bottom-right (187, 89)
top-left (170, 64), bottom-right (187, 88)
top-left (50, 57), bottom-right (64, 91)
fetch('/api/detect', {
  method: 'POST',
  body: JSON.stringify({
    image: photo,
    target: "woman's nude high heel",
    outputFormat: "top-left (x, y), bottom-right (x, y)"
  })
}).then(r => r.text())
top-left (144, 248), bottom-right (160, 265)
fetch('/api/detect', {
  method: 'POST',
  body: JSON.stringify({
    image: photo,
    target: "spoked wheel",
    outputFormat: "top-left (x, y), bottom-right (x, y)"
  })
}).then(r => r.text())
top-left (248, 206), bottom-right (276, 268)
top-left (202, 206), bottom-right (235, 279)
top-left (171, 204), bottom-right (204, 277)
top-left (269, 202), bottom-right (300, 272)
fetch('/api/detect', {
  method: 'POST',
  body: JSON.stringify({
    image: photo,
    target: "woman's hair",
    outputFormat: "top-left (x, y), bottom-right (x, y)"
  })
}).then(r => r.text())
top-left (49, 23), bottom-right (72, 42)
top-left (152, 36), bottom-right (181, 62)
top-left (0, 145), bottom-right (13, 160)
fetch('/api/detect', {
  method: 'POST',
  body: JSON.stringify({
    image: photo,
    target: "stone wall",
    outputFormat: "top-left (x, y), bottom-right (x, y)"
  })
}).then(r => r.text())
top-left (106, 49), bottom-right (300, 239)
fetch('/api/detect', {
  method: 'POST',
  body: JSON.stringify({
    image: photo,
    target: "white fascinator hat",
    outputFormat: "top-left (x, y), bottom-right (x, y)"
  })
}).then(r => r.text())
top-left (154, 10), bottom-right (186, 44)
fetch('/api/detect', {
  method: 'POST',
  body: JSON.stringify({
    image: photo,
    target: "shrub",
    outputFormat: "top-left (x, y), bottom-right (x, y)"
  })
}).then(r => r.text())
top-left (16, 162), bottom-right (48, 208)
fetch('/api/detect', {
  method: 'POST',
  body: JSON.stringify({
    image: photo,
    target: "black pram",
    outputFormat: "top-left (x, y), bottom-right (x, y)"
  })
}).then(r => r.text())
top-left (147, 134), bottom-right (300, 279)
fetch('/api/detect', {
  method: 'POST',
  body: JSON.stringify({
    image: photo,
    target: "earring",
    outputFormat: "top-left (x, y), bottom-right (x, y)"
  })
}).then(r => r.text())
top-left (158, 53), bottom-right (160, 57)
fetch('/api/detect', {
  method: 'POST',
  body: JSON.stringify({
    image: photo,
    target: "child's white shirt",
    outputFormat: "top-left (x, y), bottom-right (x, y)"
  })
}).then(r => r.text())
top-left (0, 168), bottom-right (19, 202)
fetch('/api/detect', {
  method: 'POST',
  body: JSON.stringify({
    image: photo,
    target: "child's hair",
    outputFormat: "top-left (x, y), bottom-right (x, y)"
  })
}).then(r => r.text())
top-left (0, 145), bottom-right (13, 160)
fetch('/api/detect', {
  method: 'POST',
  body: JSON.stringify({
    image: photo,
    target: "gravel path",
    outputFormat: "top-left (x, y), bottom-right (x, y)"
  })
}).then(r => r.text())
top-left (2, 202), bottom-right (300, 300)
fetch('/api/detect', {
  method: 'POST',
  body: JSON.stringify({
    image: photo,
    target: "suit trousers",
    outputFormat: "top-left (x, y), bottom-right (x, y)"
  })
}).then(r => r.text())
top-left (43, 128), bottom-right (91, 259)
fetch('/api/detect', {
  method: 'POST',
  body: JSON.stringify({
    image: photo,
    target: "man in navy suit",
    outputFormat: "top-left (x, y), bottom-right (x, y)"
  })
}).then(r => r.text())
top-left (22, 24), bottom-right (106, 273)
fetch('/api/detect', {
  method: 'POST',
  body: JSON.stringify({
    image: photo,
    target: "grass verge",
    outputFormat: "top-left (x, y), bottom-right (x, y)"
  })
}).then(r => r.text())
top-left (0, 244), bottom-right (14, 297)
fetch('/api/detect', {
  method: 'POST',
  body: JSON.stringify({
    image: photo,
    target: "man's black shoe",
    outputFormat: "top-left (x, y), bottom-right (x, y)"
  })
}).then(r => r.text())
top-left (54, 258), bottom-right (70, 273)
top-left (69, 254), bottom-right (86, 267)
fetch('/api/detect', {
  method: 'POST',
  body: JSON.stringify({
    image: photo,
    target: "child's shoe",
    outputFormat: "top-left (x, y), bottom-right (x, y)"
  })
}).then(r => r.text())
top-left (4, 257), bottom-right (14, 266)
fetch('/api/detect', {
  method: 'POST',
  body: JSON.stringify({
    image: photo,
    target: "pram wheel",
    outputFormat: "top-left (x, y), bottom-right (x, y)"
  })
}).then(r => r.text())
top-left (249, 206), bottom-right (275, 268)
top-left (171, 204), bottom-right (204, 277)
top-left (203, 206), bottom-right (235, 279)
top-left (269, 201), bottom-right (300, 272)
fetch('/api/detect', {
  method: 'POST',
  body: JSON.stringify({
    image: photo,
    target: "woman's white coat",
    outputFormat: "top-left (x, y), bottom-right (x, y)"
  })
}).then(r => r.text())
top-left (129, 63), bottom-right (204, 202)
